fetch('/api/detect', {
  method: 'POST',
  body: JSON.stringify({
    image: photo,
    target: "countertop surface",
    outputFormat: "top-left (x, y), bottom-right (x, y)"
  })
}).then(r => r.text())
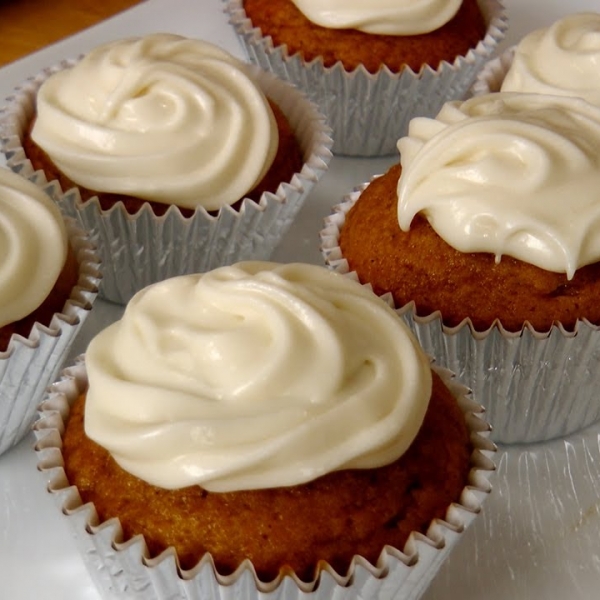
top-left (0, 0), bottom-right (142, 67)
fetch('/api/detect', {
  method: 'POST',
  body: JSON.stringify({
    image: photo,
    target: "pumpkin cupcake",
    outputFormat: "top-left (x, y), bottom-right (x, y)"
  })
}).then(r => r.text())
top-left (0, 167), bottom-right (99, 456)
top-left (322, 92), bottom-right (600, 444)
top-left (473, 13), bottom-right (600, 104)
top-left (225, 0), bottom-right (507, 156)
top-left (0, 34), bottom-right (331, 304)
top-left (34, 262), bottom-right (494, 599)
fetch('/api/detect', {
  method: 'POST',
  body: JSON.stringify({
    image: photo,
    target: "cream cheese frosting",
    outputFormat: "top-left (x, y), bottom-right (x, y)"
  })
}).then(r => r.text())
top-left (397, 93), bottom-right (600, 279)
top-left (0, 168), bottom-right (68, 329)
top-left (290, 0), bottom-right (462, 35)
top-left (501, 13), bottom-right (600, 106)
top-left (31, 34), bottom-right (279, 211)
top-left (84, 262), bottom-right (432, 492)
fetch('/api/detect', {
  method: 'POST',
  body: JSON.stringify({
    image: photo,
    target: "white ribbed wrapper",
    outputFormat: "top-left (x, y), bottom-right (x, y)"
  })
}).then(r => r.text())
top-left (321, 182), bottom-right (600, 444)
top-left (0, 179), bottom-right (100, 456)
top-left (0, 60), bottom-right (332, 305)
top-left (33, 357), bottom-right (495, 600)
top-left (224, 0), bottom-right (507, 157)
top-left (471, 46), bottom-right (516, 95)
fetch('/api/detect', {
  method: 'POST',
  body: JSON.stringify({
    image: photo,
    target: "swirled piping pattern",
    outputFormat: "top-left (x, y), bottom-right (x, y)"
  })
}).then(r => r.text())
top-left (290, 0), bottom-right (462, 35)
top-left (85, 262), bottom-right (432, 492)
top-left (32, 34), bottom-right (278, 210)
top-left (397, 93), bottom-right (600, 278)
top-left (0, 168), bottom-right (68, 328)
top-left (501, 13), bottom-right (600, 106)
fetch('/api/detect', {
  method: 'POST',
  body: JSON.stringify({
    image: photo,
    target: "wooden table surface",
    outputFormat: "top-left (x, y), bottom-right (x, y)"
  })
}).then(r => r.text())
top-left (0, 0), bottom-right (143, 67)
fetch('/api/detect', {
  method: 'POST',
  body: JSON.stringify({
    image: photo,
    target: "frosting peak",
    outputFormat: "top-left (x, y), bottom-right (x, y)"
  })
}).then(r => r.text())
top-left (397, 93), bottom-right (600, 278)
top-left (85, 262), bottom-right (432, 492)
top-left (501, 13), bottom-right (600, 106)
top-left (0, 168), bottom-right (68, 329)
top-left (290, 0), bottom-right (462, 35)
top-left (31, 34), bottom-right (278, 210)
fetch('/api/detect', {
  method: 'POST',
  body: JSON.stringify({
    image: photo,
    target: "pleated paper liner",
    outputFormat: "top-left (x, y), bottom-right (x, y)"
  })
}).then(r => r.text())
top-left (471, 46), bottom-right (516, 96)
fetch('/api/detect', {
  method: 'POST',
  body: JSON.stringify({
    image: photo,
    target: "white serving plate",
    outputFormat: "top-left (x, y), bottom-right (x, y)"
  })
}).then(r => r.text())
top-left (1, 1), bottom-right (599, 598)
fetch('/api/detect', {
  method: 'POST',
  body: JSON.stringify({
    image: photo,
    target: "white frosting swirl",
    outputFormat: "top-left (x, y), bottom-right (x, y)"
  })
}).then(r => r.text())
top-left (32, 34), bottom-right (278, 211)
top-left (290, 0), bottom-right (462, 35)
top-left (85, 262), bottom-right (431, 492)
top-left (0, 168), bottom-right (68, 329)
top-left (397, 93), bottom-right (600, 278)
top-left (501, 13), bottom-right (600, 106)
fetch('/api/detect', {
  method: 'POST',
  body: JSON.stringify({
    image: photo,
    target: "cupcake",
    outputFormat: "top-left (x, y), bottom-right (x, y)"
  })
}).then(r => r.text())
top-left (0, 167), bottom-right (99, 456)
top-left (322, 92), bottom-right (600, 444)
top-left (473, 13), bottom-right (600, 103)
top-left (0, 34), bottom-right (332, 305)
top-left (225, 0), bottom-right (507, 156)
top-left (34, 262), bottom-right (495, 600)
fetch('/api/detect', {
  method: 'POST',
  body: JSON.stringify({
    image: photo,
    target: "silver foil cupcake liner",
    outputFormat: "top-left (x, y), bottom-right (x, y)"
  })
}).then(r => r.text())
top-left (224, 0), bottom-right (507, 157)
top-left (0, 59), bottom-right (332, 305)
top-left (321, 183), bottom-right (600, 444)
top-left (471, 46), bottom-right (515, 95)
top-left (34, 357), bottom-right (495, 600)
top-left (0, 178), bottom-right (100, 456)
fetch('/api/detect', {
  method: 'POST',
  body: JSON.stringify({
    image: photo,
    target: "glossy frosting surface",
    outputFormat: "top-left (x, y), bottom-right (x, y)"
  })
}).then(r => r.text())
top-left (397, 93), bottom-right (600, 278)
top-left (290, 0), bottom-right (462, 35)
top-left (0, 168), bottom-right (68, 329)
top-left (501, 13), bottom-right (600, 106)
top-left (32, 34), bottom-right (278, 210)
top-left (85, 262), bottom-right (432, 492)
